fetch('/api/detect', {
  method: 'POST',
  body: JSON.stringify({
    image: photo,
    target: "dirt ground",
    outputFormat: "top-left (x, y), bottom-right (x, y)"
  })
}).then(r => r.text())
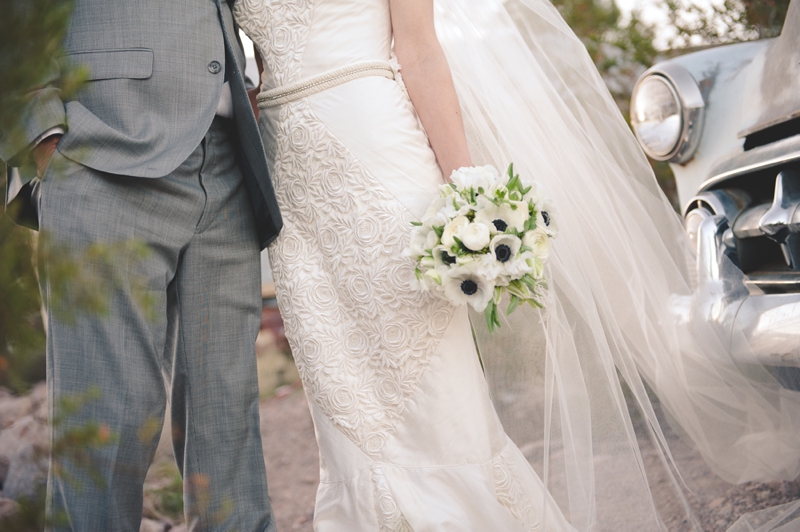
top-left (140, 329), bottom-right (799, 531)
top-left (259, 384), bottom-right (318, 532)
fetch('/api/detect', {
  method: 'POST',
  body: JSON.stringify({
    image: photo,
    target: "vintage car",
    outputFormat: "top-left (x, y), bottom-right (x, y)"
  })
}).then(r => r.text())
top-left (629, 2), bottom-right (800, 387)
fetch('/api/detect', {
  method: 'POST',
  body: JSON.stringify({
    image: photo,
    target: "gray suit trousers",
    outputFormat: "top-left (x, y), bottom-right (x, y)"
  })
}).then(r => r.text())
top-left (38, 118), bottom-right (275, 532)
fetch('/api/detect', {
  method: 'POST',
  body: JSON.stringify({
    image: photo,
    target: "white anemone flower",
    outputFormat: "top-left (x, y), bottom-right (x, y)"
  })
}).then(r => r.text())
top-left (442, 262), bottom-right (495, 312)
top-left (538, 200), bottom-right (558, 237)
top-left (442, 215), bottom-right (469, 248)
top-left (450, 165), bottom-right (500, 192)
top-left (522, 228), bottom-right (551, 259)
top-left (459, 222), bottom-right (491, 251)
top-left (489, 234), bottom-right (522, 264)
top-left (432, 245), bottom-right (459, 270)
top-left (474, 200), bottom-right (529, 233)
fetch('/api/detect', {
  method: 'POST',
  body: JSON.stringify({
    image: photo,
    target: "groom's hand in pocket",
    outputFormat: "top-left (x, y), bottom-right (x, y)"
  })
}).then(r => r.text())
top-left (33, 134), bottom-right (62, 177)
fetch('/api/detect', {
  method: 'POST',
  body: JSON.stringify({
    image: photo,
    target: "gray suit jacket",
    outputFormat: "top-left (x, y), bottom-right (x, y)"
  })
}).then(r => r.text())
top-left (0, 0), bottom-right (281, 249)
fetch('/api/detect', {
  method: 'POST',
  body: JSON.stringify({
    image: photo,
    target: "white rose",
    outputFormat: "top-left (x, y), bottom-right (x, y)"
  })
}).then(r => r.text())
top-left (442, 215), bottom-right (469, 248)
top-left (522, 228), bottom-right (551, 259)
top-left (459, 222), bottom-right (491, 251)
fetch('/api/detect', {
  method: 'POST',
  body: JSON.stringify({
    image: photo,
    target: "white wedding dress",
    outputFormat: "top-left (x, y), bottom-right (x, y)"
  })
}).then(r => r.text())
top-left (234, 0), bottom-right (572, 529)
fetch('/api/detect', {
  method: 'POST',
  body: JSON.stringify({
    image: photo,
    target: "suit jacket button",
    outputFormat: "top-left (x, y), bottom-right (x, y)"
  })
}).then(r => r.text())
top-left (208, 61), bottom-right (222, 74)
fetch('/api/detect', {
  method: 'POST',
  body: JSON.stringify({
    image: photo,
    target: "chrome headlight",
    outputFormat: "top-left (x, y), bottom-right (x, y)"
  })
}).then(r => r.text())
top-left (631, 63), bottom-right (705, 164)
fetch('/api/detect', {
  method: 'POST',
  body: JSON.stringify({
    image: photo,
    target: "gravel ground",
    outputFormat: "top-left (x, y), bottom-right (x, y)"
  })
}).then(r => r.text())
top-left (255, 381), bottom-right (800, 532)
top-left (260, 384), bottom-right (318, 532)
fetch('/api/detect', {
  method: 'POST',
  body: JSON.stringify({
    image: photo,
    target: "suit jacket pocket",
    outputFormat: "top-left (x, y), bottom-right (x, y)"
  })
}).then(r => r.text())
top-left (63, 49), bottom-right (154, 81)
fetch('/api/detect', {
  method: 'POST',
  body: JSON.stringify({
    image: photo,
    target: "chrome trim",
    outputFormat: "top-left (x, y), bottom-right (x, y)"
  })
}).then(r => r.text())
top-left (745, 272), bottom-right (800, 294)
top-left (732, 203), bottom-right (770, 239)
top-left (759, 170), bottom-right (800, 237)
top-left (759, 171), bottom-right (800, 268)
top-left (682, 189), bottom-right (751, 219)
top-left (701, 134), bottom-right (800, 191)
top-left (632, 63), bottom-right (705, 164)
top-left (671, 210), bottom-right (800, 367)
top-left (731, 295), bottom-right (800, 367)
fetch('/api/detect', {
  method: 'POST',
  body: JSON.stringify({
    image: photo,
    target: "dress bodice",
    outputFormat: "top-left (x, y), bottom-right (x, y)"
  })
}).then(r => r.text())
top-left (234, 0), bottom-right (393, 90)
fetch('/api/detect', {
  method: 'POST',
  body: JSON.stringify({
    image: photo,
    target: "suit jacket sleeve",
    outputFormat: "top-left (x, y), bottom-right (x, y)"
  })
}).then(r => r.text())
top-left (0, 56), bottom-right (67, 167)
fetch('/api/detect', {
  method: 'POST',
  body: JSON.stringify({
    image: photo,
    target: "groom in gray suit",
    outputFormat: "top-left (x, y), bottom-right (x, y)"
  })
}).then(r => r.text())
top-left (0, 1), bottom-right (280, 530)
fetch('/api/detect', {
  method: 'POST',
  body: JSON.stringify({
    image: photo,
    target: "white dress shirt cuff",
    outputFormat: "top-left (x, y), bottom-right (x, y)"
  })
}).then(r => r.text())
top-left (32, 127), bottom-right (65, 148)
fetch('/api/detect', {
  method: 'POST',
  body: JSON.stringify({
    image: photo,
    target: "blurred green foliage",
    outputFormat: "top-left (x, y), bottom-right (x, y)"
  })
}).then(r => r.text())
top-left (148, 467), bottom-right (185, 522)
top-left (0, 198), bottom-right (46, 392)
top-left (0, 0), bottom-right (81, 393)
top-left (666, 0), bottom-right (791, 47)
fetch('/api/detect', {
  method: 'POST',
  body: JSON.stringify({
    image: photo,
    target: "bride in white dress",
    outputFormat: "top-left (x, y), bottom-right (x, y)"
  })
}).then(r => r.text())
top-left (234, 0), bottom-right (800, 529)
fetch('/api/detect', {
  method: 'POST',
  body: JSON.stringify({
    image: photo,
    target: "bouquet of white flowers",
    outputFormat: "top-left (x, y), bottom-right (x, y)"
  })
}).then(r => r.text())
top-left (405, 164), bottom-right (557, 332)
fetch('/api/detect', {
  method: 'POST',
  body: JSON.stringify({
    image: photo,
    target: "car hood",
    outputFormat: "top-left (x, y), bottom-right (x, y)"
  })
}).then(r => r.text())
top-left (739, 0), bottom-right (800, 138)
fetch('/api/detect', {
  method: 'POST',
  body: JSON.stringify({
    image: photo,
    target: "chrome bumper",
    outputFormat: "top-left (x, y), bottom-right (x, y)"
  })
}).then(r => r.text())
top-left (674, 213), bottom-right (800, 367)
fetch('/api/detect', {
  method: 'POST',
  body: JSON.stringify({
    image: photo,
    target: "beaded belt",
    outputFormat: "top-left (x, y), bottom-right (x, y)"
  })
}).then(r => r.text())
top-left (257, 60), bottom-right (396, 108)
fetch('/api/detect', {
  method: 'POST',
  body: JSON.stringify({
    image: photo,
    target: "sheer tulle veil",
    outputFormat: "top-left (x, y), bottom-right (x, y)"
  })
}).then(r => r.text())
top-left (433, 0), bottom-right (800, 528)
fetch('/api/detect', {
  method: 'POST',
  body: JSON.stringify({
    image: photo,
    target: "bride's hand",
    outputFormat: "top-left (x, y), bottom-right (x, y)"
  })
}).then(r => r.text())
top-left (389, 0), bottom-right (472, 183)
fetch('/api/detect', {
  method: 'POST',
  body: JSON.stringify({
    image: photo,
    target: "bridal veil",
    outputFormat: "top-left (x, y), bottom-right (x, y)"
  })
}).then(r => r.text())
top-left (433, 0), bottom-right (800, 529)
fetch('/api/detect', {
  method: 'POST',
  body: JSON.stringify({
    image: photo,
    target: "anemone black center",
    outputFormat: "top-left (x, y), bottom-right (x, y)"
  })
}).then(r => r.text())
top-left (460, 279), bottom-right (478, 296)
top-left (495, 244), bottom-right (512, 263)
top-left (492, 219), bottom-right (508, 232)
top-left (442, 253), bottom-right (457, 265)
top-left (542, 211), bottom-right (550, 226)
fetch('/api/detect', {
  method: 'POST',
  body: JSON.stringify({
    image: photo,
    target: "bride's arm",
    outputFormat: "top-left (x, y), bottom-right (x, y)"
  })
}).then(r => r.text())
top-left (390, 0), bottom-right (472, 181)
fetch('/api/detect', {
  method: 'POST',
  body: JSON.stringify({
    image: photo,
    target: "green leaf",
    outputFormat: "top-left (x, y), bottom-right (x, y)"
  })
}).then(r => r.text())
top-left (519, 275), bottom-right (538, 290)
top-left (527, 298), bottom-right (544, 309)
top-left (433, 225), bottom-right (444, 238)
top-left (410, 221), bottom-right (423, 227)
top-left (506, 295), bottom-right (519, 315)
top-left (485, 302), bottom-right (496, 334)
